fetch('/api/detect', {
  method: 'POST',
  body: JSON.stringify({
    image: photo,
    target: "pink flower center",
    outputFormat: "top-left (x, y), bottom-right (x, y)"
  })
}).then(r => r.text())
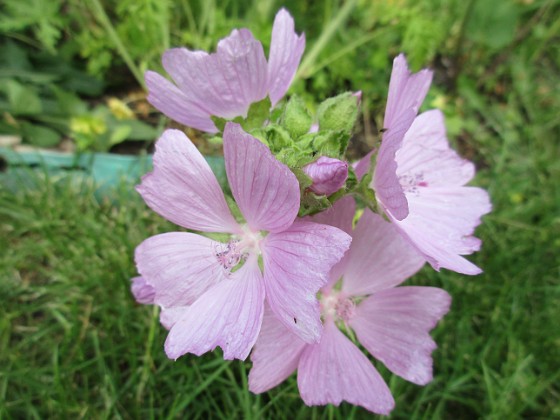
top-left (214, 240), bottom-right (244, 270)
top-left (320, 291), bottom-right (355, 322)
top-left (399, 172), bottom-right (428, 195)
top-left (214, 227), bottom-right (263, 272)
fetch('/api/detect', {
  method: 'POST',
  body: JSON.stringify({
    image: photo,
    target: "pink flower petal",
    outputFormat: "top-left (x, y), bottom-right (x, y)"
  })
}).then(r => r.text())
top-left (145, 71), bottom-right (218, 133)
top-left (388, 109), bottom-right (491, 274)
top-left (350, 286), bottom-right (451, 385)
top-left (342, 210), bottom-right (425, 297)
top-left (309, 195), bottom-right (355, 236)
top-left (160, 306), bottom-right (188, 330)
top-left (353, 149), bottom-right (375, 181)
top-left (395, 186), bottom-right (491, 274)
top-left (297, 320), bottom-right (395, 415)
top-left (223, 123), bottom-right (300, 233)
top-left (261, 221), bottom-right (352, 343)
top-left (135, 232), bottom-right (228, 307)
top-left (161, 29), bottom-right (268, 121)
top-left (164, 255), bottom-right (265, 361)
top-left (374, 54), bottom-right (433, 221)
top-left (249, 305), bottom-right (307, 393)
top-left (384, 55), bottom-right (433, 131)
top-left (309, 196), bottom-right (356, 290)
top-left (136, 129), bottom-right (240, 233)
top-left (130, 276), bottom-right (155, 305)
top-left (397, 110), bottom-right (475, 186)
top-left (267, 9), bottom-right (305, 106)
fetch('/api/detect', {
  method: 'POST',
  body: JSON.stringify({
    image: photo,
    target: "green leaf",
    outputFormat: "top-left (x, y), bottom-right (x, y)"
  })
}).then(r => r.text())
top-left (126, 120), bottom-right (158, 141)
top-left (109, 125), bottom-right (132, 146)
top-left (1, 80), bottom-right (42, 116)
top-left (282, 95), bottom-right (313, 139)
top-left (0, 41), bottom-right (31, 71)
top-left (21, 122), bottom-right (61, 147)
top-left (317, 92), bottom-right (359, 134)
top-left (467, 1), bottom-right (519, 50)
top-left (50, 86), bottom-right (88, 116)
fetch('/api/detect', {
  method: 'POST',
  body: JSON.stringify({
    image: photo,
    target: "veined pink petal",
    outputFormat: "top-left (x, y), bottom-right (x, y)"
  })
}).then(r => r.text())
top-left (267, 8), bottom-right (305, 105)
top-left (223, 123), bottom-right (300, 233)
top-left (350, 287), bottom-right (451, 385)
top-left (342, 210), bottom-right (425, 297)
top-left (130, 276), bottom-right (155, 305)
top-left (384, 55), bottom-right (433, 130)
top-left (164, 255), bottom-right (265, 361)
top-left (213, 29), bottom-right (269, 117)
top-left (249, 305), bottom-right (307, 393)
top-left (261, 221), bottom-right (352, 343)
top-left (395, 187), bottom-right (491, 274)
top-left (161, 29), bottom-right (268, 121)
top-left (297, 320), bottom-right (395, 415)
top-left (353, 149), bottom-right (375, 181)
top-left (397, 110), bottom-right (475, 186)
top-left (135, 232), bottom-right (228, 307)
top-left (374, 54), bottom-right (433, 221)
top-left (388, 109), bottom-right (491, 274)
top-left (145, 71), bottom-right (218, 133)
top-left (136, 129), bottom-right (240, 233)
top-left (160, 306), bottom-right (188, 330)
top-left (309, 195), bottom-right (355, 236)
top-left (309, 196), bottom-right (356, 290)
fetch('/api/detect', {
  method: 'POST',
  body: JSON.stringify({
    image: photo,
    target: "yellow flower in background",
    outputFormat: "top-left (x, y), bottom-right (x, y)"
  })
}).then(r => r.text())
top-left (70, 116), bottom-right (107, 135)
top-left (108, 98), bottom-right (134, 120)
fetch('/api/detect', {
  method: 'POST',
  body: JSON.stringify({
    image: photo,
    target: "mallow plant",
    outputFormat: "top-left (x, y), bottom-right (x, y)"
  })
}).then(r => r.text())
top-left (131, 8), bottom-right (491, 415)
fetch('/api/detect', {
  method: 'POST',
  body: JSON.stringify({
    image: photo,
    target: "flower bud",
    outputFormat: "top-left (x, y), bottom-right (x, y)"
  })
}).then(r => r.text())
top-left (131, 276), bottom-right (156, 305)
top-left (303, 157), bottom-right (348, 195)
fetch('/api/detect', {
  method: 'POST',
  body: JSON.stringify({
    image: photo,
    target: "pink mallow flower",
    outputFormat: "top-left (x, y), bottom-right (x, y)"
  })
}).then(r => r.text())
top-left (356, 54), bottom-right (491, 275)
top-left (303, 157), bottom-right (348, 195)
top-left (134, 122), bottom-right (351, 361)
top-left (145, 9), bottom-right (305, 133)
top-left (249, 197), bottom-right (451, 415)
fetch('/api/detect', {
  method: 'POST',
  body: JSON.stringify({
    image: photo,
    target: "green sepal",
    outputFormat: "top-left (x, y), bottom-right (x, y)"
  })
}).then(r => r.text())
top-left (240, 97), bottom-right (272, 131)
top-left (353, 152), bottom-right (378, 213)
top-left (312, 129), bottom-right (349, 157)
top-left (210, 97), bottom-right (272, 133)
top-left (270, 101), bottom-right (285, 124)
top-left (259, 124), bottom-right (293, 153)
top-left (211, 116), bottom-right (227, 132)
top-left (246, 128), bottom-right (270, 147)
top-left (282, 95), bottom-right (313, 139)
top-left (298, 192), bottom-right (332, 217)
top-left (317, 92), bottom-right (359, 135)
top-left (275, 144), bottom-right (314, 168)
top-left (291, 166), bottom-right (313, 195)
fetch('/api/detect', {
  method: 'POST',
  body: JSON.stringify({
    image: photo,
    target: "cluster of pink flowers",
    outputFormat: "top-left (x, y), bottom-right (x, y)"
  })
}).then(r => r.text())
top-left (131, 9), bottom-right (490, 415)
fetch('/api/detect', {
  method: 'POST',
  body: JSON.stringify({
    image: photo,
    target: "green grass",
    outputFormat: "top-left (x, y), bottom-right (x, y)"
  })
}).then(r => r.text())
top-left (1, 0), bottom-right (560, 418)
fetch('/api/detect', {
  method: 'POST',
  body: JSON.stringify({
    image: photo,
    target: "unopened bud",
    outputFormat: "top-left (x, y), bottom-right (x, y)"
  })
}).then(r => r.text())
top-left (303, 157), bottom-right (348, 195)
top-left (131, 276), bottom-right (156, 305)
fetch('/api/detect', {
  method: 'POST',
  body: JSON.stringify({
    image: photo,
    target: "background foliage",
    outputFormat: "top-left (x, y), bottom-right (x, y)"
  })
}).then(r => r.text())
top-left (1, 0), bottom-right (559, 418)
